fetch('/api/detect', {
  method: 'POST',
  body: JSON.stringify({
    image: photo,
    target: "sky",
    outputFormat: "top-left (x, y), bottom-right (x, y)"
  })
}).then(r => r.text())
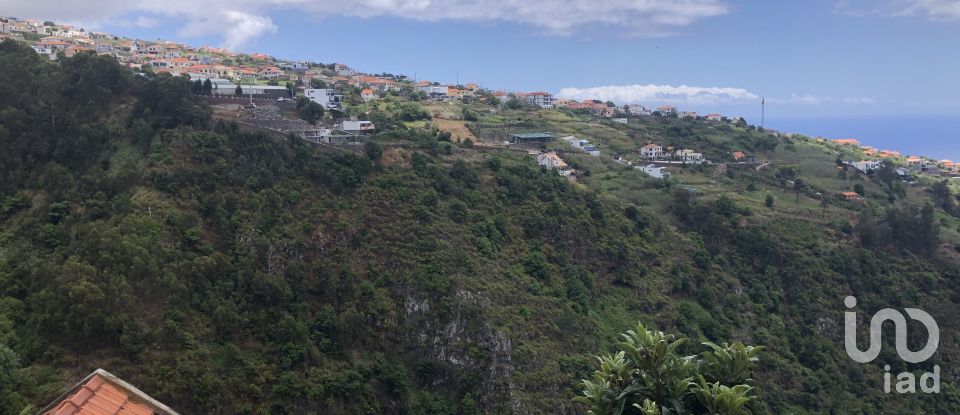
top-left (2, 0), bottom-right (959, 152)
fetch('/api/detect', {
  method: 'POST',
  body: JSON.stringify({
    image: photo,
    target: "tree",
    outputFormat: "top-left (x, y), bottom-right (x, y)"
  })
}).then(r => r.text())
top-left (364, 140), bottom-right (383, 163)
top-left (235, 84), bottom-right (243, 96)
top-left (295, 97), bottom-right (324, 125)
top-left (765, 194), bottom-right (775, 209)
top-left (930, 180), bottom-right (957, 216)
top-left (853, 183), bottom-right (865, 196)
top-left (192, 79), bottom-right (203, 95)
top-left (820, 196), bottom-right (829, 218)
top-left (793, 179), bottom-right (805, 204)
top-left (310, 79), bottom-right (327, 89)
top-left (202, 79), bottom-right (213, 95)
top-left (573, 322), bottom-right (763, 415)
top-left (285, 81), bottom-right (294, 98)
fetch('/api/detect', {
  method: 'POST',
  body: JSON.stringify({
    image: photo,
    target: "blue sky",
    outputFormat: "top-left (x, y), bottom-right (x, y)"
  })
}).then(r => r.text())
top-left (4, 0), bottom-right (960, 124)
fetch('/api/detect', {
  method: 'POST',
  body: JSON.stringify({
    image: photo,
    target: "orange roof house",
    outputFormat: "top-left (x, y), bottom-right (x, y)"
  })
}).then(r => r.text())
top-left (840, 192), bottom-right (864, 201)
top-left (832, 139), bottom-right (860, 146)
top-left (41, 369), bottom-right (178, 415)
top-left (731, 151), bottom-right (747, 160)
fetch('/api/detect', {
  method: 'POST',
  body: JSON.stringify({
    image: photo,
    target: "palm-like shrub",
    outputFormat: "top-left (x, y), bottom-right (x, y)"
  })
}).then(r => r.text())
top-left (573, 322), bottom-right (764, 415)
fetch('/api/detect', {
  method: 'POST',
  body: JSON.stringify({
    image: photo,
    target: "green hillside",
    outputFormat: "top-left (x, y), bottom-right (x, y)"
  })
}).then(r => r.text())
top-left (2, 40), bottom-right (960, 414)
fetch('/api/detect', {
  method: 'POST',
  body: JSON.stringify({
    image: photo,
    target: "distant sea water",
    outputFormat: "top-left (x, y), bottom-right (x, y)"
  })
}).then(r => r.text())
top-left (765, 115), bottom-right (960, 161)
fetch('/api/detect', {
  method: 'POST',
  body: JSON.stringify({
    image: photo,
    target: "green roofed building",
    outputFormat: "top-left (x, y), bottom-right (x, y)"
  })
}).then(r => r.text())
top-left (510, 132), bottom-right (553, 144)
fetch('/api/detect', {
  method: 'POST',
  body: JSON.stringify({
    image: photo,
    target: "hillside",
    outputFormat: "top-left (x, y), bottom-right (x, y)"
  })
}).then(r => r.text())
top-left (2, 40), bottom-right (960, 414)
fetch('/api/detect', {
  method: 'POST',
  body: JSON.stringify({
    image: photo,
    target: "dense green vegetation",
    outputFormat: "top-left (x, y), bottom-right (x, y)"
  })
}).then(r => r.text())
top-left (2, 39), bottom-right (960, 414)
top-left (575, 323), bottom-right (763, 414)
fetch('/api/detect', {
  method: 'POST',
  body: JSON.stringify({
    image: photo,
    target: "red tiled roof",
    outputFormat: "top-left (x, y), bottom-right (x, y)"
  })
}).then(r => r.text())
top-left (42, 369), bottom-right (178, 415)
top-left (44, 375), bottom-right (154, 415)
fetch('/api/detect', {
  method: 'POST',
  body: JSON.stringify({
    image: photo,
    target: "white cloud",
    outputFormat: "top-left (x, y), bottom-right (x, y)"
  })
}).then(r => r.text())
top-left (557, 84), bottom-right (876, 107)
top-left (896, 0), bottom-right (960, 19)
top-left (557, 84), bottom-right (760, 105)
top-left (179, 11), bottom-right (277, 51)
top-left (135, 16), bottom-right (160, 28)
top-left (835, 0), bottom-right (960, 20)
top-left (0, 0), bottom-right (729, 49)
top-left (768, 93), bottom-right (876, 105)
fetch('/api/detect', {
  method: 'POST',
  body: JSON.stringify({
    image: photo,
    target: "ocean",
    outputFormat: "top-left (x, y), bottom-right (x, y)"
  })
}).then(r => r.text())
top-left (765, 116), bottom-right (960, 161)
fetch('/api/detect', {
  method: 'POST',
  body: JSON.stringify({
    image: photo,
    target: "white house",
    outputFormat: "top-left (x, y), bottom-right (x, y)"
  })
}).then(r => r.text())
top-left (31, 44), bottom-right (53, 55)
top-left (339, 120), bottom-right (376, 133)
top-left (612, 118), bottom-right (628, 124)
top-left (679, 111), bottom-right (698, 119)
top-left (640, 143), bottom-right (664, 160)
top-left (849, 160), bottom-right (881, 173)
top-left (536, 151), bottom-right (572, 175)
top-left (335, 63), bottom-right (357, 76)
top-left (706, 113), bottom-right (723, 121)
top-left (675, 149), bottom-right (704, 163)
top-left (656, 105), bottom-right (677, 115)
top-left (626, 104), bottom-right (650, 115)
top-left (305, 88), bottom-right (342, 109)
top-left (525, 92), bottom-right (555, 108)
top-left (636, 164), bottom-right (671, 179)
top-left (561, 136), bottom-right (601, 156)
top-left (418, 85), bottom-right (448, 99)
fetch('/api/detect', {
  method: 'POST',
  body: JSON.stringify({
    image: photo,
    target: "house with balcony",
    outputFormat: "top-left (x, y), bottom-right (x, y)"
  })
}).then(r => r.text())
top-left (305, 88), bottom-right (343, 109)
top-left (525, 92), bottom-right (555, 108)
top-left (656, 105), bottom-right (677, 115)
top-left (640, 143), bottom-right (665, 160)
top-left (675, 149), bottom-right (704, 163)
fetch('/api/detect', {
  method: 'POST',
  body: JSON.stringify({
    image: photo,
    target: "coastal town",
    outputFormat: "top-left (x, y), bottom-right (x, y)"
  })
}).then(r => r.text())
top-left (1, 14), bottom-right (956, 189)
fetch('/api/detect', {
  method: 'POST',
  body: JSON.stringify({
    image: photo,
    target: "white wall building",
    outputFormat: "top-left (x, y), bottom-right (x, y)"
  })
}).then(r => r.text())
top-left (305, 88), bottom-right (343, 109)
top-left (536, 151), bottom-right (571, 175)
top-left (335, 63), bottom-right (357, 76)
top-left (339, 120), bottom-right (375, 133)
top-left (525, 92), bottom-right (555, 108)
top-left (676, 149), bottom-right (704, 163)
top-left (418, 86), bottom-right (448, 99)
top-left (561, 136), bottom-right (601, 156)
top-left (626, 104), bottom-right (651, 115)
top-left (637, 164), bottom-right (671, 179)
top-left (640, 144), bottom-right (664, 160)
top-left (849, 160), bottom-right (882, 173)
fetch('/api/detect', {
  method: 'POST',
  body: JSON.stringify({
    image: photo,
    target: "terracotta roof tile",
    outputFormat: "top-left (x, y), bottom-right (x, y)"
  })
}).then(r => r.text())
top-left (43, 372), bottom-right (172, 415)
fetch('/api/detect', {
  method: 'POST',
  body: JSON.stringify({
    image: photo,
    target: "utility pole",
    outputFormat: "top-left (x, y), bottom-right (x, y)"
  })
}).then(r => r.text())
top-left (761, 97), bottom-right (765, 129)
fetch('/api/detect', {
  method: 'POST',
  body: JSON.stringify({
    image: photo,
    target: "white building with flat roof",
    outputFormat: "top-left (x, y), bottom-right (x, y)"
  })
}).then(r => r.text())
top-left (637, 164), bottom-right (671, 179)
top-left (305, 88), bottom-right (343, 109)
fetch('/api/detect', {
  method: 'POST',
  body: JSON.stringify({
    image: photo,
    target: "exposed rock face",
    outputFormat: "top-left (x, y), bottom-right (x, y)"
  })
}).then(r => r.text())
top-left (404, 290), bottom-right (519, 412)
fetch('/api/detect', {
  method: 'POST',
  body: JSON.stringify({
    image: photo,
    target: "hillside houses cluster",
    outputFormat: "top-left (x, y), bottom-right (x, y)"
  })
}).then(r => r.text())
top-left (831, 138), bottom-right (959, 178)
top-left (558, 99), bottom-right (745, 125)
top-left (1, 16), bottom-right (423, 104)
top-left (640, 143), bottom-right (706, 164)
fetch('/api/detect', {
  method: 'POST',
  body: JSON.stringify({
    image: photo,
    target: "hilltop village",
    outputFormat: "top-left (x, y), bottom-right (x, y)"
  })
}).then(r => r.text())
top-left (2, 15), bottom-right (957, 200)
